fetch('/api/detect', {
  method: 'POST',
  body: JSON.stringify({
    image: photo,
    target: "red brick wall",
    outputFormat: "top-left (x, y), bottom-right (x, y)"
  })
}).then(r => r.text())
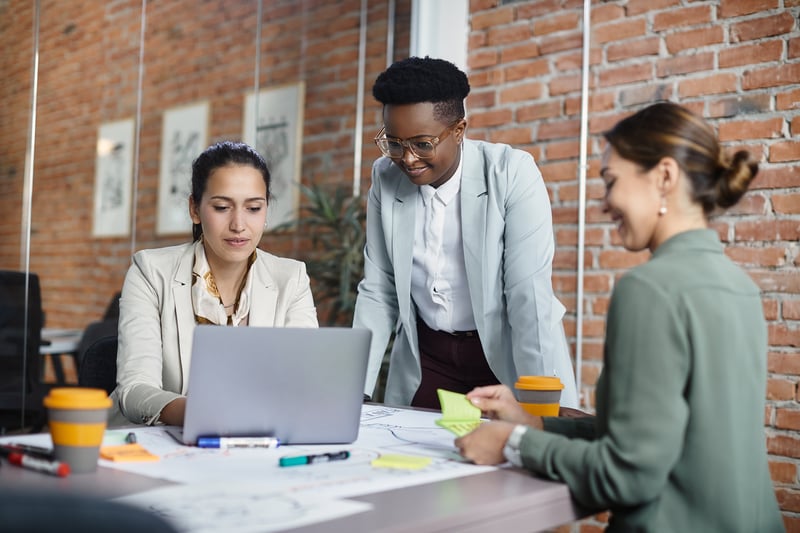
top-left (0, 0), bottom-right (408, 326)
top-left (466, 0), bottom-right (799, 529)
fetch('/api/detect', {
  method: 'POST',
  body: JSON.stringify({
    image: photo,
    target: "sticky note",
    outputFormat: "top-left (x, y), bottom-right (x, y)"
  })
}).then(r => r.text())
top-left (100, 443), bottom-right (159, 462)
top-left (371, 454), bottom-right (432, 470)
top-left (435, 389), bottom-right (481, 437)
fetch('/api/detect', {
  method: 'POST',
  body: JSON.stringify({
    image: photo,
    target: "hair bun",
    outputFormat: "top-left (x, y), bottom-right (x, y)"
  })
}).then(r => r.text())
top-left (716, 150), bottom-right (758, 209)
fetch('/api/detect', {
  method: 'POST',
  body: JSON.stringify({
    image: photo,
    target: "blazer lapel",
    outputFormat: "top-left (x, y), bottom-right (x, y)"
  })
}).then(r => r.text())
top-left (391, 169), bottom-right (418, 321)
top-left (173, 245), bottom-right (196, 393)
top-left (248, 255), bottom-right (278, 326)
top-left (460, 140), bottom-right (488, 315)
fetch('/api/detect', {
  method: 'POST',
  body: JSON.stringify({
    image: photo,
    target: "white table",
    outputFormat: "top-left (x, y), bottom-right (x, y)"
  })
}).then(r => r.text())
top-left (39, 328), bottom-right (82, 384)
top-left (0, 406), bottom-right (590, 532)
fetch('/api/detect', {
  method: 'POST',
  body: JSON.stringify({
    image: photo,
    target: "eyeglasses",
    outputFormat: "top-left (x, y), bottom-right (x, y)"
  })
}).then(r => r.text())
top-left (374, 121), bottom-right (461, 160)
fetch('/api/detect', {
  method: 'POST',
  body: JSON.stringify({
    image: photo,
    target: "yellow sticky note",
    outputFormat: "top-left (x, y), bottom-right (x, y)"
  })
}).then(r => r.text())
top-left (435, 389), bottom-right (481, 437)
top-left (371, 454), bottom-right (432, 470)
top-left (100, 443), bottom-right (160, 462)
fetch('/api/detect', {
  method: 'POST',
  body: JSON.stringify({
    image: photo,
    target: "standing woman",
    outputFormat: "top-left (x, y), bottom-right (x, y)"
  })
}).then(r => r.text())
top-left (354, 56), bottom-right (578, 409)
top-left (457, 103), bottom-right (783, 532)
top-left (110, 141), bottom-right (318, 426)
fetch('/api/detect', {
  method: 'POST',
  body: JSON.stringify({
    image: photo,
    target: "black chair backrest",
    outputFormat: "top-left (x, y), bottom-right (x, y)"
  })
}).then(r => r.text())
top-left (75, 319), bottom-right (118, 369)
top-left (102, 291), bottom-right (121, 321)
top-left (0, 270), bottom-right (45, 420)
top-left (78, 335), bottom-right (118, 395)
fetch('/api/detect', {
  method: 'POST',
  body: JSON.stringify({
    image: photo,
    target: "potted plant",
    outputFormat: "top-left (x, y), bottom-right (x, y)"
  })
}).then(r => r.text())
top-left (274, 182), bottom-right (366, 326)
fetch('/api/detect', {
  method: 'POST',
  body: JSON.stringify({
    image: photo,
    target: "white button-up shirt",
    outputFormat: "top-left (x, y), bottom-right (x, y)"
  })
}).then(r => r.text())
top-left (410, 152), bottom-right (476, 333)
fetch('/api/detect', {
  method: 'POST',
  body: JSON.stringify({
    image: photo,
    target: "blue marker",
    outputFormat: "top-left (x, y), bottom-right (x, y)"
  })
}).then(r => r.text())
top-left (279, 450), bottom-right (350, 467)
top-left (197, 436), bottom-right (280, 449)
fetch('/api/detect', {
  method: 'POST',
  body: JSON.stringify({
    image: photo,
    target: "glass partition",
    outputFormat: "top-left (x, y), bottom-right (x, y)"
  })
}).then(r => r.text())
top-left (1, 0), bottom-right (410, 430)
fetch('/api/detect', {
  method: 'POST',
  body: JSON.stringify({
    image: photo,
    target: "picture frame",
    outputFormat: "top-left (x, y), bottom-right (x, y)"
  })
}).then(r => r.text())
top-left (243, 82), bottom-right (305, 229)
top-left (157, 101), bottom-right (210, 235)
top-left (92, 118), bottom-right (135, 237)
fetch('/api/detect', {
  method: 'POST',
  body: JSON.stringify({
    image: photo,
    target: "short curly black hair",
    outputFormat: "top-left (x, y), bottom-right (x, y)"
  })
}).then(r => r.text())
top-left (372, 56), bottom-right (470, 123)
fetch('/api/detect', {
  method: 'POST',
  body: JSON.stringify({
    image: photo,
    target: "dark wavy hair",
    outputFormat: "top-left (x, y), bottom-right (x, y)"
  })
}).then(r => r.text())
top-left (372, 56), bottom-right (470, 123)
top-left (603, 102), bottom-right (758, 215)
top-left (190, 140), bottom-right (271, 241)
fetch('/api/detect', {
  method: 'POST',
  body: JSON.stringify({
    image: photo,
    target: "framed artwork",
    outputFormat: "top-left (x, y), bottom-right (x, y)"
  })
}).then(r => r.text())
top-left (157, 101), bottom-right (209, 235)
top-left (243, 82), bottom-right (305, 229)
top-left (93, 118), bottom-right (135, 237)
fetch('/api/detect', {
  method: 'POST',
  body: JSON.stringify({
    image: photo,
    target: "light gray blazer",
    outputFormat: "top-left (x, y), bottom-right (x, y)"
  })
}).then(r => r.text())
top-left (109, 243), bottom-right (318, 425)
top-left (353, 139), bottom-right (578, 407)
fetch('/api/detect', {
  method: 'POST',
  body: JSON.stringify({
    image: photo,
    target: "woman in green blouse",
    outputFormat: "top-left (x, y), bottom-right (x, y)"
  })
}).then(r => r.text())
top-left (456, 102), bottom-right (784, 532)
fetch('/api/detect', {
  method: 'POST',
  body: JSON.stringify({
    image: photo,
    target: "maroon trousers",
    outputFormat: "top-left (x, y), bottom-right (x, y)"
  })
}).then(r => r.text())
top-left (411, 318), bottom-right (500, 409)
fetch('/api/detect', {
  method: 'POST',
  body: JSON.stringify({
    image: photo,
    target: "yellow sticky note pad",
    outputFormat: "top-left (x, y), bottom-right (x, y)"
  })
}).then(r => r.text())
top-left (435, 389), bottom-right (482, 437)
top-left (100, 443), bottom-right (159, 462)
top-left (371, 454), bottom-right (432, 470)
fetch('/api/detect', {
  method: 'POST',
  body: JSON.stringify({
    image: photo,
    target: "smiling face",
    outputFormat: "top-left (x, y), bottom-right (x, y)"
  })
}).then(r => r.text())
top-left (189, 164), bottom-right (268, 271)
top-left (381, 102), bottom-right (465, 188)
top-left (600, 146), bottom-right (664, 252)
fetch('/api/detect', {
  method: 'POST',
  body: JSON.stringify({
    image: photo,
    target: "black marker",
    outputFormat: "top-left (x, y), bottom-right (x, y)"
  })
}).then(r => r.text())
top-left (0, 443), bottom-right (54, 460)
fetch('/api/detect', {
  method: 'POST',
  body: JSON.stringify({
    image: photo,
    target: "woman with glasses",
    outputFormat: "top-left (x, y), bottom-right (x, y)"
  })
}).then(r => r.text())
top-left (353, 56), bottom-right (578, 409)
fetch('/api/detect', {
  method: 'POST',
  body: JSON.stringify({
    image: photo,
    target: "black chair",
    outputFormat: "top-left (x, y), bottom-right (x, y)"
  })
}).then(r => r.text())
top-left (0, 270), bottom-right (46, 432)
top-left (70, 291), bottom-right (120, 376)
top-left (78, 335), bottom-right (118, 395)
top-left (75, 319), bottom-right (118, 370)
top-left (102, 291), bottom-right (122, 321)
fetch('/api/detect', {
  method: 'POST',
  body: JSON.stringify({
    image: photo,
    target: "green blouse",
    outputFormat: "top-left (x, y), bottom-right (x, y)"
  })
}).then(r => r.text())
top-left (521, 229), bottom-right (783, 532)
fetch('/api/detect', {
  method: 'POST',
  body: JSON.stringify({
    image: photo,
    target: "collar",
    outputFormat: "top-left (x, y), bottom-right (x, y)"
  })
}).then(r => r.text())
top-left (652, 228), bottom-right (722, 259)
top-left (419, 144), bottom-right (463, 207)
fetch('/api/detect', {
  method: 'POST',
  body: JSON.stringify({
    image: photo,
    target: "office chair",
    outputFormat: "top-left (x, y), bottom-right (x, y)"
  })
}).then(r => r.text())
top-left (102, 291), bottom-right (122, 320)
top-left (75, 319), bottom-right (118, 370)
top-left (69, 291), bottom-right (120, 378)
top-left (77, 335), bottom-right (118, 395)
top-left (0, 270), bottom-right (46, 432)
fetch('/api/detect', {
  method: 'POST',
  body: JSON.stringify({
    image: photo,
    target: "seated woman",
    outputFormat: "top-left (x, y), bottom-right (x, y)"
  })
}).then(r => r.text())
top-left (110, 141), bottom-right (318, 426)
top-left (455, 103), bottom-right (783, 532)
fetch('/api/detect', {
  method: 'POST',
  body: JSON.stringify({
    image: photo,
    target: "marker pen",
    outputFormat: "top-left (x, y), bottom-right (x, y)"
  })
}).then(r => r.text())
top-left (0, 443), bottom-right (54, 460)
top-left (279, 450), bottom-right (350, 467)
top-left (196, 436), bottom-right (280, 449)
top-left (8, 452), bottom-right (70, 477)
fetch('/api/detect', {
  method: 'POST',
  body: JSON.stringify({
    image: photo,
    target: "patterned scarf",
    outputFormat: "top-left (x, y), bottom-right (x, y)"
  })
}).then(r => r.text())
top-left (191, 239), bottom-right (255, 326)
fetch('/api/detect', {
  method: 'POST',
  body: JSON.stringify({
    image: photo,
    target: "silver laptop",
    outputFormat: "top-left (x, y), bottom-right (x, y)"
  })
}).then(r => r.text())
top-left (169, 325), bottom-right (372, 446)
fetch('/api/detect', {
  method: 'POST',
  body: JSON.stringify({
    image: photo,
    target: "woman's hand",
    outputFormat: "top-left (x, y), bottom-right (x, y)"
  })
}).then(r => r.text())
top-left (159, 397), bottom-right (186, 426)
top-left (455, 421), bottom-right (516, 465)
top-left (466, 385), bottom-right (543, 429)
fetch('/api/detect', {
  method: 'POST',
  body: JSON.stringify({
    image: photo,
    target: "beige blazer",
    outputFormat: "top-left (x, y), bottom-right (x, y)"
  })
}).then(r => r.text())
top-left (109, 243), bottom-right (318, 426)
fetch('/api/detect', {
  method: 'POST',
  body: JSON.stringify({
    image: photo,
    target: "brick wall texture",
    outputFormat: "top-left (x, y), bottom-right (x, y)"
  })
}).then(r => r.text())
top-left (0, 0), bottom-right (798, 529)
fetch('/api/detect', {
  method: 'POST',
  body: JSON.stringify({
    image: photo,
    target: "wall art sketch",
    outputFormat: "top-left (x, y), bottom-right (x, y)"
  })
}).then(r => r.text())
top-left (93, 118), bottom-right (135, 237)
top-left (243, 82), bottom-right (304, 229)
top-left (157, 102), bottom-right (209, 235)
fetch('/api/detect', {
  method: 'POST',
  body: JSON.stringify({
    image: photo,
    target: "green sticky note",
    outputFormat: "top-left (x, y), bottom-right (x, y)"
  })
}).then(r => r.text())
top-left (372, 454), bottom-right (432, 470)
top-left (435, 389), bottom-right (482, 437)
